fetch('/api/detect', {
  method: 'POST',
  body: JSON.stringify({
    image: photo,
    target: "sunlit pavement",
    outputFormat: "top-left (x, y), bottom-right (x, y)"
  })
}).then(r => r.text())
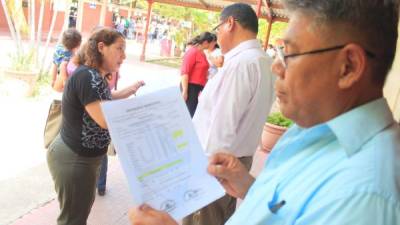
top-left (0, 36), bottom-right (180, 225)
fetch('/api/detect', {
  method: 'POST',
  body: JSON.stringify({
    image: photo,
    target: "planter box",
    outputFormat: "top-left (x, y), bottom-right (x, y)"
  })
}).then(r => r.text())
top-left (2, 69), bottom-right (39, 96)
top-left (260, 122), bottom-right (288, 152)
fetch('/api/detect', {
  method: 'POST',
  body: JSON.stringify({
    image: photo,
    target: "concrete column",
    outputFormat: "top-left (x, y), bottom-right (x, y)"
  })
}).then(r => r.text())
top-left (76, 0), bottom-right (84, 32)
top-left (384, 23), bottom-right (400, 121)
top-left (140, 0), bottom-right (153, 62)
top-left (99, 0), bottom-right (107, 26)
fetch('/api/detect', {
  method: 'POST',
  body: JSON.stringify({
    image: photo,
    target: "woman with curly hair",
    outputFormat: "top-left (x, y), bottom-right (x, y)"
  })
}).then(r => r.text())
top-left (47, 27), bottom-right (143, 225)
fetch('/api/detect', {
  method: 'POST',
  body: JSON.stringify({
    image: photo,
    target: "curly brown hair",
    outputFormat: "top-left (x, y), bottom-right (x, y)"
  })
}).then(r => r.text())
top-left (85, 28), bottom-right (124, 70)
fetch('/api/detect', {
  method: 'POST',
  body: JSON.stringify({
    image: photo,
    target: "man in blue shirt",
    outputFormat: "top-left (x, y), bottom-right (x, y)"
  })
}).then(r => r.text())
top-left (129, 1), bottom-right (400, 224)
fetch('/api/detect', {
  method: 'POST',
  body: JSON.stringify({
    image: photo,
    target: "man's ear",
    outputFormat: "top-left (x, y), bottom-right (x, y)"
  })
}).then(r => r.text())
top-left (97, 42), bottom-right (105, 55)
top-left (338, 44), bottom-right (367, 89)
top-left (226, 17), bottom-right (235, 31)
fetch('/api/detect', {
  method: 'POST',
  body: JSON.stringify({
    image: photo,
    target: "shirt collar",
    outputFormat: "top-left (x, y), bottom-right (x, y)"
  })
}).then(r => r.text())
top-left (327, 98), bottom-right (395, 157)
top-left (223, 39), bottom-right (262, 61)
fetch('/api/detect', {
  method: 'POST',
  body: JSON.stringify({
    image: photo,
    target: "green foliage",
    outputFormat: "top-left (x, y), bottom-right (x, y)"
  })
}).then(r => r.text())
top-left (152, 3), bottom-right (219, 33)
top-left (31, 71), bottom-right (51, 98)
top-left (267, 112), bottom-right (293, 128)
top-left (257, 21), bottom-right (288, 45)
top-left (136, 1), bottom-right (287, 46)
top-left (173, 28), bottom-right (186, 48)
top-left (8, 49), bottom-right (37, 71)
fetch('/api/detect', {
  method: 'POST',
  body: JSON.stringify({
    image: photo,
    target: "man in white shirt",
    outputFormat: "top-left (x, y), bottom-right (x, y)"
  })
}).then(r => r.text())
top-left (183, 3), bottom-right (275, 225)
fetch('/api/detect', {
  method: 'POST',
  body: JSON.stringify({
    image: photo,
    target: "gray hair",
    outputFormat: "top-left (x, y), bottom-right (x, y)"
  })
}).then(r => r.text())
top-left (283, 0), bottom-right (399, 85)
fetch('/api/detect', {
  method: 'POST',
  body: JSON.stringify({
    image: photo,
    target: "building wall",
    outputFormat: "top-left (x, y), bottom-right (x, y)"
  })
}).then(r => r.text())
top-left (0, 1), bottom-right (7, 31)
top-left (0, 0), bottom-right (66, 39)
top-left (384, 24), bottom-right (400, 122)
top-left (23, 0), bottom-right (65, 37)
top-left (82, 2), bottom-right (101, 33)
top-left (0, 1), bottom-right (141, 37)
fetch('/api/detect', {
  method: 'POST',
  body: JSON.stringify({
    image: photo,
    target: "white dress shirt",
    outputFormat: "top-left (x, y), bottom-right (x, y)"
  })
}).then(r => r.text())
top-left (193, 39), bottom-right (275, 157)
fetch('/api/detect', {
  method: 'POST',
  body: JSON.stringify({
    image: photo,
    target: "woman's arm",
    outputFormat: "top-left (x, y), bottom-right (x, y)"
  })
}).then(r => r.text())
top-left (181, 74), bottom-right (189, 101)
top-left (180, 49), bottom-right (197, 101)
top-left (85, 100), bottom-right (108, 129)
top-left (50, 63), bottom-right (58, 88)
top-left (111, 80), bottom-right (145, 99)
top-left (53, 61), bottom-right (69, 92)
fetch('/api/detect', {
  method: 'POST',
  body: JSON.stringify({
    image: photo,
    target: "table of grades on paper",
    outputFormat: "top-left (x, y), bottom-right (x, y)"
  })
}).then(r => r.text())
top-left (101, 87), bottom-right (224, 220)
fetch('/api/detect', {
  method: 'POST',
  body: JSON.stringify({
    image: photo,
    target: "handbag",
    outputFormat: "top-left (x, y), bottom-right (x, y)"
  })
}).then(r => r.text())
top-left (43, 99), bottom-right (62, 149)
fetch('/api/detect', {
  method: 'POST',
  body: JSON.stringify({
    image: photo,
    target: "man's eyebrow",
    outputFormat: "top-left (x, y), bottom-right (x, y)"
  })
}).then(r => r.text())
top-left (282, 39), bottom-right (293, 47)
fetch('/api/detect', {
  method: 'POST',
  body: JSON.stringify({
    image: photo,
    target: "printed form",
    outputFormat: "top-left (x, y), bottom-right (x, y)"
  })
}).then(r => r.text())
top-left (101, 87), bottom-right (225, 219)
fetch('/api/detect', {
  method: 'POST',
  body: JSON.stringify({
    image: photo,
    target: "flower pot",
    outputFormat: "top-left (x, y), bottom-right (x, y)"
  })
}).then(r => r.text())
top-left (174, 46), bottom-right (182, 57)
top-left (261, 122), bottom-right (288, 152)
top-left (2, 69), bottom-right (39, 96)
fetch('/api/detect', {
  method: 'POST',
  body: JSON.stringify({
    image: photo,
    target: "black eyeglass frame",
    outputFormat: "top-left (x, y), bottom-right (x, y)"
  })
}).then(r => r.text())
top-left (212, 18), bottom-right (239, 32)
top-left (275, 44), bottom-right (376, 68)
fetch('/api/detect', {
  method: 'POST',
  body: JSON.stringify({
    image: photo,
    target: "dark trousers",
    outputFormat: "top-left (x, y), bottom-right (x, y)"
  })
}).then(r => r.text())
top-left (185, 83), bottom-right (204, 117)
top-left (97, 155), bottom-right (108, 191)
top-left (47, 135), bottom-right (103, 225)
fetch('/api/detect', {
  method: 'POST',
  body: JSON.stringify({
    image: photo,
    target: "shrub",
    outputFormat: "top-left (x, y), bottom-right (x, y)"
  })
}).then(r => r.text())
top-left (266, 112), bottom-right (293, 128)
top-left (8, 49), bottom-right (37, 71)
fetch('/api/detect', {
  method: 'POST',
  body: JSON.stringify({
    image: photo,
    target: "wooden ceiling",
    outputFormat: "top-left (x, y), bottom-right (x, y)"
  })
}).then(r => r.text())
top-left (117, 0), bottom-right (289, 22)
top-left (153, 0), bottom-right (288, 22)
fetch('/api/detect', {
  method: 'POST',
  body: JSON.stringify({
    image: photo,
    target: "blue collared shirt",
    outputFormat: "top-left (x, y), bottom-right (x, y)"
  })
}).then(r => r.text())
top-left (227, 98), bottom-right (400, 225)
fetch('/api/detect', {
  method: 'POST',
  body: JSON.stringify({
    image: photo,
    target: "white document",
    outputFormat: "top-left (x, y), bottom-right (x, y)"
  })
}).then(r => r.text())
top-left (101, 87), bottom-right (225, 220)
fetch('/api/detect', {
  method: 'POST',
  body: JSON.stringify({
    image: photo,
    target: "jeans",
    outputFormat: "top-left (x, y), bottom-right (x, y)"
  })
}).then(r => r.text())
top-left (97, 155), bottom-right (108, 191)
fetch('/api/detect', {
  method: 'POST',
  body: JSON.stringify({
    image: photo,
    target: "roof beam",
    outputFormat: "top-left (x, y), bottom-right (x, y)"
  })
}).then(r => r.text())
top-left (154, 0), bottom-right (222, 12)
top-left (152, 0), bottom-right (288, 21)
top-left (198, 0), bottom-right (209, 9)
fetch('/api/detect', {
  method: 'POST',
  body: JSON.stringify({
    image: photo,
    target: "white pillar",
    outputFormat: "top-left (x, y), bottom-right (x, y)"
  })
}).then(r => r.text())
top-left (384, 23), bottom-right (400, 121)
top-left (76, 0), bottom-right (84, 32)
top-left (99, 0), bottom-right (107, 26)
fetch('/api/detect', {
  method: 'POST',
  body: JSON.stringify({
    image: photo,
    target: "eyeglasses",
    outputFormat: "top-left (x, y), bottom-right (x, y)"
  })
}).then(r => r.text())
top-left (275, 44), bottom-right (376, 68)
top-left (212, 18), bottom-right (238, 32)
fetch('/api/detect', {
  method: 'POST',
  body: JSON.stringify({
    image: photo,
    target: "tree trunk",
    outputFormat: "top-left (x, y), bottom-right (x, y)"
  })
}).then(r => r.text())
top-left (29, 0), bottom-right (35, 46)
top-left (7, 1), bottom-right (25, 54)
top-left (36, 0), bottom-right (45, 68)
top-left (1, 0), bottom-right (21, 54)
top-left (40, 5), bottom-right (58, 72)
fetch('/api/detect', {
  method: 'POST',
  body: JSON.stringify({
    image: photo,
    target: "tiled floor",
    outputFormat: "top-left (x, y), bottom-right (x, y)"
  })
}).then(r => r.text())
top-left (11, 157), bottom-right (133, 225)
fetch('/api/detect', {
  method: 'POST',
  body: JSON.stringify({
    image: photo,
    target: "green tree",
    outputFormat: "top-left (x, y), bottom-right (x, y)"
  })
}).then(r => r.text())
top-left (136, 1), bottom-right (287, 47)
top-left (258, 20), bottom-right (288, 46)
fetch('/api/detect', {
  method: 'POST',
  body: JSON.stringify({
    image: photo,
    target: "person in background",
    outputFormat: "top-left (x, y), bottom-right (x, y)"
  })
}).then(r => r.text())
top-left (129, 0), bottom-right (400, 224)
top-left (180, 32), bottom-right (214, 117)
top-left (182, 3), bottom-right (274, 225)
top-left (47, 28), bottom-right (144, 225)
top-left (117, 16), bottom-right (126, 35)
top-left (51, 28), bottom-right (82, 92)
top-left (205, 33), bottom-right (224, 80)
top-left (128, 16), bottom-right (136, 40)
top-left (265, 44), bottom-right (276, 58)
